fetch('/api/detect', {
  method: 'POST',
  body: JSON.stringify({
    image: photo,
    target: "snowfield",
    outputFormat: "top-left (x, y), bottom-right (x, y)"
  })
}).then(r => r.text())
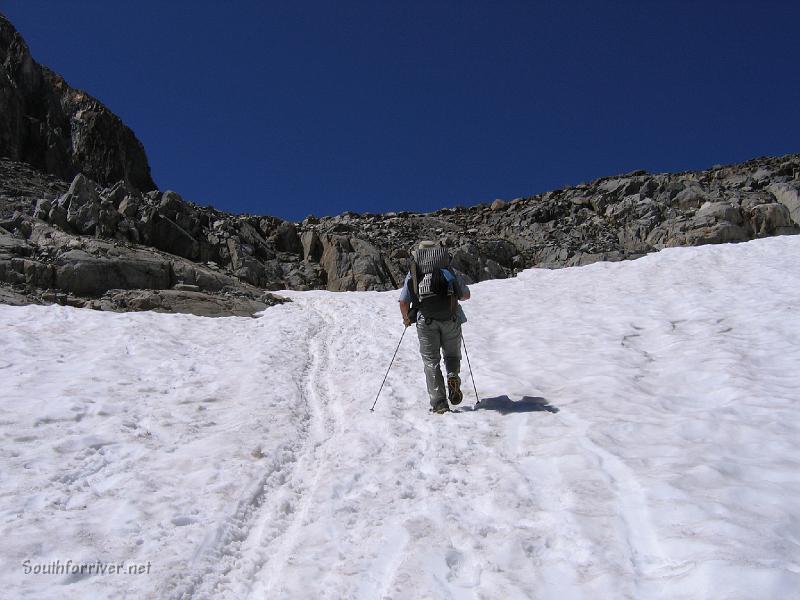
top-left (1, 236), bottom-right (799, 600)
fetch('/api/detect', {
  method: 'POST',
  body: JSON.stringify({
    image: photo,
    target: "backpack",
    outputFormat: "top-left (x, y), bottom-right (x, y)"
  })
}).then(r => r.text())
top-left (429, 265), bottom-right (457, 298)
top-left (408, 245), bottom-right (460, 320)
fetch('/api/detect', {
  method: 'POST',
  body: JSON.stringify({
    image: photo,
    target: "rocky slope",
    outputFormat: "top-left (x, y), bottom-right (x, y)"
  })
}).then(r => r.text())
top-left (1, 152), bottom-right (798, 317)
top-left (0, 14), bottom-right (155, 191)
top-left (0, 160), bottom-right (287, 317)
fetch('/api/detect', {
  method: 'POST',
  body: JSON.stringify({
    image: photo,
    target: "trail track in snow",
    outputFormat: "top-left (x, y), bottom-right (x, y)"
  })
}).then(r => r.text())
top-left (175, 289), bottom-right (701, 600)
top-left (169, 301), bottom-right (337, 599)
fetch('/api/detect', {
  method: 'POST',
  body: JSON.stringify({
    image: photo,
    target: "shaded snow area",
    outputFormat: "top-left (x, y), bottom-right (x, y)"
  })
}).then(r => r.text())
top-left (2, 236), bottom-right (800, 599)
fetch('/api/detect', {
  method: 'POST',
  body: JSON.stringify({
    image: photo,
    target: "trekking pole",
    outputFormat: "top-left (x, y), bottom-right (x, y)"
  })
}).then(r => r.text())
top-left (462, 335), bottom-right (480, 404)
top-left (370, 327), bottom-right (407, 412)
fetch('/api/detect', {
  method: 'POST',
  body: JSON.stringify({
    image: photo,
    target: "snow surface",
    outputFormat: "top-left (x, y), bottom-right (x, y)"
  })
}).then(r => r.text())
top-left (1, 236), bottom-right (799, 600)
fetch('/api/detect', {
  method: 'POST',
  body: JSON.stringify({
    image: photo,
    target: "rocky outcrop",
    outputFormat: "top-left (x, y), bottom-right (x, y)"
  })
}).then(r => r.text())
top-left (0, 217), bottom-right (285, 317)
top-left (0, 14), bottom-right (155, 191)
top-left (287, 153), bottom-right (799, 280)
top-left (1, 152), bottom-right (798, 318)
top-left (767, 183), bottom-right (800, 226)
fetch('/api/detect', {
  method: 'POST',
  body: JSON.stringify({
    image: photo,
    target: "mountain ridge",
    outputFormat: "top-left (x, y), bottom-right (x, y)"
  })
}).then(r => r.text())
top-left (1, 150), bottom-right (798, 317)
top-left (0, 13), bottom-right (156, 191)
top-left (0, 13), bottom-right (798, 316)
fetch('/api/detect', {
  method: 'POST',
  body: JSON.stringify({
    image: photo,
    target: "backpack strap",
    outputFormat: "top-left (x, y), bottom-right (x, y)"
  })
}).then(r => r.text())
top-left (441, 267), bottom-right (459, 318)
top-left (410, 260), bottom-right (420, 301)
top-left (408, 260), bottom-right (421, 321)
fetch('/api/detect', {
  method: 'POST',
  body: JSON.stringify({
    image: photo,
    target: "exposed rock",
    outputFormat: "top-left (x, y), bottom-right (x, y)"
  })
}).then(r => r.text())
top-left (148, 213), bottom-right (200, 260)
top-left (319, 235), bottom-right (354, 292)
top-left (58, 173), bottom-right (100, 234)
top-left (673, 185), bottom-right (707, 209)
top-left (0, 160), bottom-right (68, 215)
top-left (170, 259), bottom-right (235, 292)
top-left (747, 203), bottom-right (793, 236)
top-left (301, 229), bottom-right (323, 262)
top-left (33, 198), bottom-right (50, 220)
top-left (273, 221), bottom-right (301, 254)
top-left (768, 183), bottom-right (800, 226)
top-left (118, 196), bottom-right (139, 218)
top-left (670, 221), bottom-right (750, 247)
top-left (0, 282), bottom-right (37, 305)
top-left (2, 151), bottom-right (799, 315)
top-left (0, 15), bottom-right (155, 190)
top-left (696, 202), bottom-right (742, 225)
top-left (54, 248), bottom-right (171, 296)
top-left (0, 215), bottom-right (289, 317)
top-left (98, 289), bottom-right (282, 318)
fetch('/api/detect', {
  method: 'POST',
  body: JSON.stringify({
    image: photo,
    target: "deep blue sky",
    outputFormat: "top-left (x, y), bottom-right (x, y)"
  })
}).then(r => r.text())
top-left (3, 1), bottom-right (799, 221)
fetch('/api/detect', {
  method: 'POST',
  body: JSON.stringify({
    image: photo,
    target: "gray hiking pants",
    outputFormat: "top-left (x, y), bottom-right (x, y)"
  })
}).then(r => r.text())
top-left (416, 316), bottom-right (462, 407)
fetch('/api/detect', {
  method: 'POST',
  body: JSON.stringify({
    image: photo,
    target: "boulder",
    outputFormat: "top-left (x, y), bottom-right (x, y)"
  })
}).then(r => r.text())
top-left (17, 258), bottom-right (54, 288)
top-left (349, 237), bottom-right (396, 290)
top-left (768, 183), bottom-right (800, 226)
top-left (170, 260), bottom-right (235, 292)
top-left (671, 222), bottom-right (750, 247)
top-left (451, 244), bottom-right (481, 282)
top-left (225, 238), bottom-right (248, 270)
top-left (0, 229), bottom-right (31, 255)
top-left (273, 221), bottom-right (302, 254)
top-left (672, 184), bottom-right (707, 210)
top-left (103, 181), bottom-right (128, 207)
top-left (0, 230), bottom-right (34, 286)
top-left (238, 220), bottom-right (268, 249)
top-left (118, 196), bottom-right (139, 218)
top-left (54, 248), bottom-right (171, 296)
top-left (301, 230), bottom-right (323, 262)
top-left (482, 239), bottom-right (517, 267)
top-left (97, 200), bottom-right (121, 237)
top-left (281, 261), bottom-right (326, 291)
top-left (0, 282), bottom-right (37, 306)
top-left (115, 217), bottom-right (140, 243)
top-left (149, 213), bottom-right (200, 260)
top-left (696, 201), bottom-right (742, 224)
top-left (319, 235), bottom-right (354, 291)
top-left (58, 173), bottom-right (101, 235)
top-left (481, 258), bottom-right (507, 280)
top-left (99, 288), bottom-right (282, 318)
top-left (747, 203), bottom-right (794, 236)
top-left (158, 190), bottom-right (185, 218)
top-left (319, 235), bottom-right (394, 291)
top-left (33, 198), bottom-right (51, 220)
top-left (234, 256), bottom-right (283, 288)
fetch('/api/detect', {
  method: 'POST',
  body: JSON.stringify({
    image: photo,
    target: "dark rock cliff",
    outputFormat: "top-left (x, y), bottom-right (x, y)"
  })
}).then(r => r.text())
top-left (0, 14), bottom-right (156, 191)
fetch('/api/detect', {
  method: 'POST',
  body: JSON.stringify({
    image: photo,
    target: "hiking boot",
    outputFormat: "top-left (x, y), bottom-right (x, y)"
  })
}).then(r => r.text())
top-left (447, 374), bottom-right (463, 405)
top-left (432, 399), bottom-right (450, 414)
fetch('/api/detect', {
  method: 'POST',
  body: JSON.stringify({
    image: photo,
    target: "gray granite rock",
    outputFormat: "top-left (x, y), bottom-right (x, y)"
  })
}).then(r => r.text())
top-left (0, 16), bottom-right (156, 191)
top-left (768, 183), bottom-right (800, 226)
top-left (2, 152), bottom-right (799, 316)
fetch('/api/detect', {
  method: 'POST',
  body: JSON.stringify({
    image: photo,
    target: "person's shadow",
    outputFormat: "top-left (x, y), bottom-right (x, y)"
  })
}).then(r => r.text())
top-left (471, 395), bottom-right (559, 414)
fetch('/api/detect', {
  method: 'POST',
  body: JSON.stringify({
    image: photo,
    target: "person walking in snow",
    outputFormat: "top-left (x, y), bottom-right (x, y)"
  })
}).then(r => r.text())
top-left (399, 241), bottom-right (471, 414)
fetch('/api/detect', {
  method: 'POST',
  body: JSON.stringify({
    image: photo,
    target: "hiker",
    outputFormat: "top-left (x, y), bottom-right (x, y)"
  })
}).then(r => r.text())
top-left (398, 241), bottom-right (471, 413)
